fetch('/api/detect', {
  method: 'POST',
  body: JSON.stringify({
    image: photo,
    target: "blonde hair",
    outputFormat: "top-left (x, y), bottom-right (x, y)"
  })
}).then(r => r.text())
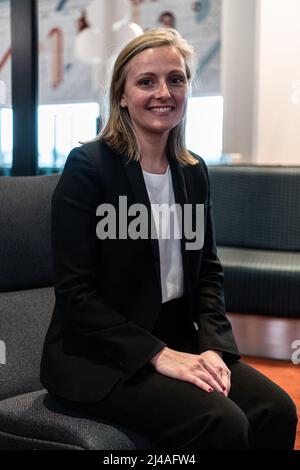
top-left (99, 28), bottom-right (198, 165)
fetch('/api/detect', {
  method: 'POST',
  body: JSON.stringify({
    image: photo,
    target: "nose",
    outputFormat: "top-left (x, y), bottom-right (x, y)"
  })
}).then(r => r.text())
top-left (154, 81), bottom-right (171, 99)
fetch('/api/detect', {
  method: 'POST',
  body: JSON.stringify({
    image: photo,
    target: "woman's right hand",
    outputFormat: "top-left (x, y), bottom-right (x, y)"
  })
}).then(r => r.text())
top-left (150, 347), bottom-right (226, 394)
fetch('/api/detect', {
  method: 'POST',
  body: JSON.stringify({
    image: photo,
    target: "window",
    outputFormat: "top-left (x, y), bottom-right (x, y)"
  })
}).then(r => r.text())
top-left (38, 0), bottom-right (100, 172)
top-left (0, 0), bottom-right (12, 175)
top-left (186, 95), bottom-right (223, 164)
top-left (38, 102), bottom-right (99, 170)
top-left (0, 107), bottom-right (12, 173)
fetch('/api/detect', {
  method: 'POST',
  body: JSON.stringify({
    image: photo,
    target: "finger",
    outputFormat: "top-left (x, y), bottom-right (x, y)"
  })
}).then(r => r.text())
top-left (184, 373), bottom-right (214, 393)
top-left (221, 371), bottom-right (231, 396)
top-left (197, 371), bottom-right (224, 394)
top-left (199, 360), bottom-right (226, 391)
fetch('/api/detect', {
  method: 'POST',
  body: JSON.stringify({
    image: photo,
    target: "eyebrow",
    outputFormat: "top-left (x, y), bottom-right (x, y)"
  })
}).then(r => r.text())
top-left (135, 69), bottom-right (186, 79)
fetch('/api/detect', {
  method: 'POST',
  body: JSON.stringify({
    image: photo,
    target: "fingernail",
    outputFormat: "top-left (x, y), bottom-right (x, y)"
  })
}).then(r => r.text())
top-left (208, 387), bottom-right (213, 393)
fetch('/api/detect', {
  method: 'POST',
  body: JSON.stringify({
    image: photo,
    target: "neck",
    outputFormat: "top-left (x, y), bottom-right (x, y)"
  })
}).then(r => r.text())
top-left (138, 133), bottom-right (169, 173)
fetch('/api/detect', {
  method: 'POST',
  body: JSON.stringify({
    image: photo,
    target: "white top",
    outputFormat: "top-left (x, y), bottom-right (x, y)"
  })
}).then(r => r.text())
top-left (142, 165), bottom-right (184, 303)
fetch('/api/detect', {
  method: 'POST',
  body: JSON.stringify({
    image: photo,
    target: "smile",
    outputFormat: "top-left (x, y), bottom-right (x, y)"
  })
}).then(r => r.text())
top-left (148, 106), bottom-right (174, 114)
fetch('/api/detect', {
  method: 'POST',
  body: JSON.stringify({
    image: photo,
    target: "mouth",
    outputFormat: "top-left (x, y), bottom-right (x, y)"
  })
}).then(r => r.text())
top-left (148, 106), bottom-right (175, 115)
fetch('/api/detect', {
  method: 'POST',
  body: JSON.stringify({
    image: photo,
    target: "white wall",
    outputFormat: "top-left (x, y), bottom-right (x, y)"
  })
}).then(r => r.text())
top-left (221, 0), bottom-right (258, 163)
top-left (222, 0), bottom-right (300, 165)
top-left (254, 0), bottom-right (300, 165)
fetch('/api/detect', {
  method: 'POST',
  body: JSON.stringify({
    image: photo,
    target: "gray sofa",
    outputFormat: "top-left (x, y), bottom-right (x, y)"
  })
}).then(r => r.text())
top-left (208, 165), bottom-right (300, 318)
top-left (1, 165), bottom-right (299, 449)
top-left (0, 174), bottom-right (151, 450)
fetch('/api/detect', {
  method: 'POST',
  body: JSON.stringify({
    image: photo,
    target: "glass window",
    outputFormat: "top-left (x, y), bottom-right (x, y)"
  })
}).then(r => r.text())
top-left (38, 0), bottom-right (100, 172)
top-left (186, 96), bottom-right (223, 164)
top-left (38, 102), bottom-right (99, 171)
top-left (0, 0), bottom-right (12, 175)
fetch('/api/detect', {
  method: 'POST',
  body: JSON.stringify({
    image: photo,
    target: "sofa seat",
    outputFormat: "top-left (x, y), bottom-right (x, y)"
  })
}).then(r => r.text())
top-left (219, 247), bottom-right (300, 317)
top-left (208, 165), bottom-right (300, 318)
top-left (0, 284), bottom-right (152, 450)
top-left (0, 389), bottom-right (152, 450)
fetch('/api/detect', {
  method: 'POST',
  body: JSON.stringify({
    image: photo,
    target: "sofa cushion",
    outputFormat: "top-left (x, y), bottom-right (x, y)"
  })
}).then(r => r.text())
top-left (208, 166), bottom-right (300, 251)
top-left (0, 390), bottom-right (152, 450)
top-left (219, 246), bottom-right (300, 317)
top-left (0, 174), bottom-right (60, 292)
top-left (0, 287), bottom-right (54, 400)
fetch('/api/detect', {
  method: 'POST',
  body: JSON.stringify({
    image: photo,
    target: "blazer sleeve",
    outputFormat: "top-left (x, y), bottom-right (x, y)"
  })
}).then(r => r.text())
top-left (194, 160), bottom-right (240, 363)
top-left (52, 146), bottom-right (166, 380)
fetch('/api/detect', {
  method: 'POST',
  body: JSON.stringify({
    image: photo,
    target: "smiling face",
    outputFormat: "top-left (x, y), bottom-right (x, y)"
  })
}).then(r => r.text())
top-left (120, 45), bottom-right (189, 145)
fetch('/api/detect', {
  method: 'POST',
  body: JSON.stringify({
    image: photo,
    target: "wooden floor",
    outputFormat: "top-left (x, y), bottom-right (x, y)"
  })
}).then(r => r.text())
top-left (227, 313), bottom-right (300, 361)
top-left (227, 313), bottom-right (300, 450)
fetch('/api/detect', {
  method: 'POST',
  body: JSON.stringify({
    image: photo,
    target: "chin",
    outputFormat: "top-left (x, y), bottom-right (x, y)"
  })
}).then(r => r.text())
top-left (149, 127), bottom-right (173, 135)
top-left (149, 121), bottom-right (178, 132)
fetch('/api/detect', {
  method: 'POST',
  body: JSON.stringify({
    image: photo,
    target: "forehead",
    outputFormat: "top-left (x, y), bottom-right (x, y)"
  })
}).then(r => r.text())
top-left (125, 46), bottom-right (186, 76)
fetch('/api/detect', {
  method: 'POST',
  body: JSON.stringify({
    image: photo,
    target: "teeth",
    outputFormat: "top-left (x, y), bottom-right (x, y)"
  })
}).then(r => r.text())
top-left (149, 107), bottom-right (173, 113)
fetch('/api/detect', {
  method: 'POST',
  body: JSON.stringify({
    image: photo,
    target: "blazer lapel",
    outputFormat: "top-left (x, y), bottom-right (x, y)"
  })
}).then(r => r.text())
top-left (121, 156), bottom-right (162, 293)
top-left (169, 157), bottom-right (193, 308)
top-left (122, 153), bottom-right (193, 309)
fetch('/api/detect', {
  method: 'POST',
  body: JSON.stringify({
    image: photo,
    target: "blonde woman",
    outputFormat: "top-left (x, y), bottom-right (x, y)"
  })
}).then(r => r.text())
top-left (41, 28), bottom-right (297, 450)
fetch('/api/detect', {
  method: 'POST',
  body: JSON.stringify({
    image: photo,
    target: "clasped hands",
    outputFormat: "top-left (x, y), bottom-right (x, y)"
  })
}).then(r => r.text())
top-left (150, 347), bottom-right (231, 396)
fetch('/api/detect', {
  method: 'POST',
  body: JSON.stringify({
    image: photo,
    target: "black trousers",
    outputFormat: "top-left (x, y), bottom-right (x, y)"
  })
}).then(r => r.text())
top-left (52, 297), bottom-right (298, 450)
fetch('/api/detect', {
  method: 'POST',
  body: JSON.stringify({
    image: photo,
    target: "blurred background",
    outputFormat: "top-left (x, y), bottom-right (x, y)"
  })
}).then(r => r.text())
top-left (0, 0), bottom-right (299, 175)
top-left (0, 1), bottom-right (299, 450)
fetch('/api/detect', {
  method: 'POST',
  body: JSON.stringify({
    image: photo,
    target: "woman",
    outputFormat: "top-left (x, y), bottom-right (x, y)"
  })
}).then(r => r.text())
top-left (40, 28), bottom-right (297, 450)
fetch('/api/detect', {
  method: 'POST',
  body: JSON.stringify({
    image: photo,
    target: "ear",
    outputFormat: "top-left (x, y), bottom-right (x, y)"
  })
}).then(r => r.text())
top-left (120, 96), bottom-right (127, 108)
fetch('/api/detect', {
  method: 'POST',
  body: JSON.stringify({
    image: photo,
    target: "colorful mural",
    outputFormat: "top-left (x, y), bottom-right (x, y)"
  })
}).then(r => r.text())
top-left (0, 0), bottom-right (221, 105)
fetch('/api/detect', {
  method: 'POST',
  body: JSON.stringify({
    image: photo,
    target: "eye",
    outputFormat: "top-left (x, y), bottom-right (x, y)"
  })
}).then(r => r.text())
top-left (169, 76), bottom-right (186, 85)
top-left (138, 78), bottom-right (153, 86)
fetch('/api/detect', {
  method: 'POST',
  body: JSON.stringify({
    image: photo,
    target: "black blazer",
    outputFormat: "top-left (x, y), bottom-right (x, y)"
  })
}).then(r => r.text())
top-left (40, 140), bottom-right (240, 403)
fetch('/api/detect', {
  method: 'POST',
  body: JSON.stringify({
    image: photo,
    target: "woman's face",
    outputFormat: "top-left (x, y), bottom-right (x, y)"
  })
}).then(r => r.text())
top-left (120, 45), bottom-right (188, 143)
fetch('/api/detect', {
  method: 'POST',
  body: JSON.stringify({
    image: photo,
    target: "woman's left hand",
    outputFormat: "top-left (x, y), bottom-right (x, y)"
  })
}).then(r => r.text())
top-left (198, 350), bottom-right (231, 397)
